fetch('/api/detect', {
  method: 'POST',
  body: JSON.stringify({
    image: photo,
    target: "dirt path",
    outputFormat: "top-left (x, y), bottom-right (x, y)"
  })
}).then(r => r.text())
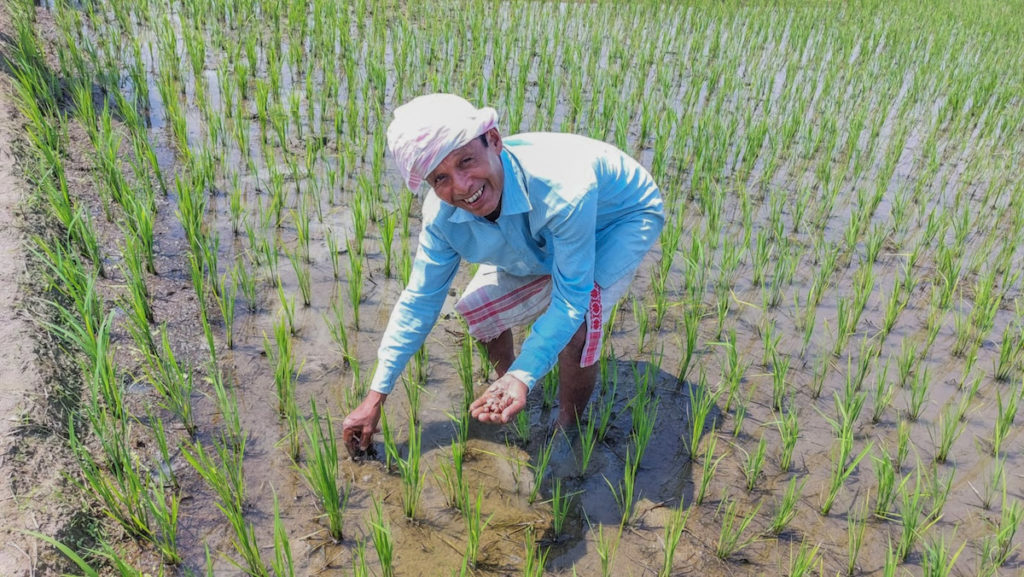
top-left (0, 7), bottom-right (57, 575)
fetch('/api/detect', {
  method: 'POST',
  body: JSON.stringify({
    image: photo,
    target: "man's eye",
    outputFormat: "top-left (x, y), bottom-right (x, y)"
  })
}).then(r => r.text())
top-left (434, 175), bottom-right (446, 185)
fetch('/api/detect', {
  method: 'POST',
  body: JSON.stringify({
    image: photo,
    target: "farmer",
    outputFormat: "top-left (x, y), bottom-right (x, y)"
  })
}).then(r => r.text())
top-left (341, 93), bottom-right (664, 457)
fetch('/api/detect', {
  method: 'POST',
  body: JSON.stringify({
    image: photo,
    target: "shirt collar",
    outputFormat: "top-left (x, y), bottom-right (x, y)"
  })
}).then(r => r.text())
top-left (448, 148), bottom-right (531, 224)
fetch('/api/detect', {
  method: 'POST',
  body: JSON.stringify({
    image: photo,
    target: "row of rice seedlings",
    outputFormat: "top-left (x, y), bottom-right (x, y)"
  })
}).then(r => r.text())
top-left (299, 401), bottom-right (349, 542)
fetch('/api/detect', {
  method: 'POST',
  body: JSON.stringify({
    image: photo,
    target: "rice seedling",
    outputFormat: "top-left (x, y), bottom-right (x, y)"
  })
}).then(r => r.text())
top-left (522, 526), bottom-right (550, 577)
top-left (771, 352), bottom-right (790, 411)
top-left (369, 499), bottom-right (394, 577)
top-left (324, 295), bottom-right (353, 365)
top-left (846, 496), bottom-right (868, 575)
top-left (990, 498), bottom-right (1024, 567)
top-left (347, 240), bottom-right (363, 329)
top-left (677, 304), bottom-right (701, 384)
top-left (395, 415), bottom-right (424, 519)
top-left (658, 502), bottom-right (689, 577)
top-left (740, 433), bottom-right (768, 492)
top-left (715, 497), bottom-right (763, 559)
top-left (969, 456), bottom-right (1005, 510)
top-left (593, 522), bottom-right (620, 577)
top-left (873, 450), bottom-right (899, 518)
top-left (768, 475), bottom-right (805, 535)
top-left (464, 486), bottom-right (493, 568)
top-left (299, 401), bottom-right (348, 541)
top-left (548, 478), bottom-right (573, 536)
top-left (774, 408), bottom-right (800, 472)
top-left (871, 360), bottom-right (894, 423)
top-left (684, 377), bottom-right (719, 460)
top-left (606, 446), bottom-right (641, 525)
top-left (896, 419), bottom-right (913, 471)
top-left (542, 368), bottom-right (559, 410)
top-left (271, 491), bottom-right (295, 577)
top-left (920, 533), bottom-right (965, 577)
top-left (932, 403), bottom-right (965, 464)
top-left (145, 327), bottom-right (197, 436)
top-left (906, 366), bottom-right (931, 422)
top-left (897, 466), bottom-right (939, 561)
top-left (820, 435), bottom-right (873, 516)
top-left (990, 384), bottom-right (1020, 456)
top-left (287, 249), bottom-right (312, 307)
top-left (788, 540), bottom-right (822, 577)
top-left (578, 410), bottom-right (599, 474)
top-left (696, 432), bottom-right (724, 505)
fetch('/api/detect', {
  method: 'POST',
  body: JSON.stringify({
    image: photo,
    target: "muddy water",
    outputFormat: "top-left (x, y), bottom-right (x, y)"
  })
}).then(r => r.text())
top-left (23, 0), bottom-right (1024, 576)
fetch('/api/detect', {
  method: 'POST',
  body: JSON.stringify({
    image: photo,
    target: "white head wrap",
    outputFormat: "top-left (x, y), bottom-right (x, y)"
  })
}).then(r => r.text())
top-left (386, 94), bottom-right (499, 192)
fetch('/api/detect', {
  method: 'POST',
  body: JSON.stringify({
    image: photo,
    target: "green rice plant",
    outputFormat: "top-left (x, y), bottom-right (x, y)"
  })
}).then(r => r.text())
top-left (789, 540), bottom-right (822, 577)
top-left (235, 256), bottom-right (259, 313)
top-left (970, 456), bottom-right (1005, 510)
top-left (882, 538), bottom-right (899, 577)
top-left (768, 475), bottom-right (805, 535)
top-left (809, 356), bottom-right (829, 400)
top-left (896, 419), bottom-right (912, 471)
top-left (657, 501), bottom-right (689, 577)
top-left (871, 359), bottom-right (894, 423)
top-left (572, 515), bottom-right (613, 577)
top-left (299, 401), bottom-right (348, 542)
top-left (874, 450), bottom-right (899, 518)
top-left (632, 296), bottom-right (650, 352)
top-left (465, 486), bottom-right (493, 568)
top-left (145, 327), bottom-right (197, 436)
top-left (897, 467), bottom-right (939, 561)
top-left (771, 351), bottom-right (790, 411)
top-left (606, 446), bottom-right (641, 526)
top-left (548, 477), bottom-right (573, 536)
top-left (932, 403), bottom-right (965, 464)
top-left (275, 283), bottom-right (296, 335)
top-left (740, 433), bottom-right (768, 491)
top-left (991, 385), bottom-right (1019, 456)
top-left (677, 304), bottom-right (701, 383)
top-left (436, 433), bottom-right (469, 512)
top-left (684, 377), bottom-right (719, 460)
top-left (522, 526), bottom-right (549, 577)
top-left (347, 239), bottom-right (363, 329)
top-left (696, 432), bottom-right (723, 505)
top-left (906, 366), bottom-right (931, 422)
top-left (369, 499), bottom-right (394, 577)
top-left (993, 324), bottom-right (1022, 382)
top-left (287, 249), bottom-right (312, 307)
top-left (216, 268), bottom-right (238, 349)
top-left (578, 409), bottom-right (599, 474)
top-left (379, 211), bottom-right (397, 278)
top-left (596, 373), bottom-right (618, 442)
top-left (715, 497), bottom-right (763, 559)
top-left (148, 478), bottom-right (182, 565)
top-left (325, 228), bottom-right (342, 279)
top-left (324, 295), bottom-right (353, 365)
top-left (991, 498), bottom-right (1024, 566)
top-left (265, 315), bottom-right (296, 418)
top-left (542, 367), bottom-right (559, 410)
top-left (630, 393), bottom-right (659, 465)
top-left (820, 435), bottom-right (873, 516)
top-left (396, 415), bottom-right (424, 519)
top-left (920, 533), bottom-right (965, 577)
top-left (847, 496), bottom-right (869, 575)
top-left (271, 491), bottom-right (294, 577)
top-left (775, 408), bottom-right (800, 472)
top-left (69, 421), bottom-right (152, 541)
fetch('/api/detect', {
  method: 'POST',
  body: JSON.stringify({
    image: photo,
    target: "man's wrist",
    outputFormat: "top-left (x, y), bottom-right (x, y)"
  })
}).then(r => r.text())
top-left (365, 390), bottom-right (388, 407)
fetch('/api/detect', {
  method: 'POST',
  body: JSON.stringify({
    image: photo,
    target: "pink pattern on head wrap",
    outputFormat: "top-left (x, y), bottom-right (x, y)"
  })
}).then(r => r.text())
top-left (386, 94), bottom-right (499, 192)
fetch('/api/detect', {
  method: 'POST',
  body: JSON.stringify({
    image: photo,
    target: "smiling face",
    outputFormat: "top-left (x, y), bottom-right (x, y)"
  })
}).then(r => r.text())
top-left (426, 128), bottom-right (505, 220)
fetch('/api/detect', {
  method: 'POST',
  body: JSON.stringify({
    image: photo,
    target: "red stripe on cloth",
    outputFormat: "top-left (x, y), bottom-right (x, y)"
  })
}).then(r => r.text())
top-left (581, 285), bottom-right (603, 367)
top-left (459, 276), bottom-right (550, 320)
top-left (462, 280), bottom-right (549, 326)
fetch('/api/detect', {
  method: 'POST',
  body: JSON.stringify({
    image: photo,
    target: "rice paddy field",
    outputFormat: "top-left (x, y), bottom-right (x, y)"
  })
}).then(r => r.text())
top-left (3, 0), bottom-right (1024, 574)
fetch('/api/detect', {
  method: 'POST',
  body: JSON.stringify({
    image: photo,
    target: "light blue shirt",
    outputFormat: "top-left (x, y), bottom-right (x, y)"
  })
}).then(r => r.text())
top-left (369, 132), bottom-right (664, 394)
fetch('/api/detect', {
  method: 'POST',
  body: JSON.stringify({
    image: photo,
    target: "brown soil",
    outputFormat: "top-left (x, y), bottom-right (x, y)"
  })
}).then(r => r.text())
top-left (0, 6), bottom-right (85, 575)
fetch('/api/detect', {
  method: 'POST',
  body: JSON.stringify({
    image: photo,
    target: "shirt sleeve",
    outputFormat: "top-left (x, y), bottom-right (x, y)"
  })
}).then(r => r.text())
top-left (369, 224), bottom-right (461, 394)
top-left (507, 193), bottom-right (597, 390)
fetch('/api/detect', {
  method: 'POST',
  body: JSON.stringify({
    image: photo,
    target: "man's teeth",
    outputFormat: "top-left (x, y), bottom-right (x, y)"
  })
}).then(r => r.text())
top-left (466, 186), bottom-right (483, 204)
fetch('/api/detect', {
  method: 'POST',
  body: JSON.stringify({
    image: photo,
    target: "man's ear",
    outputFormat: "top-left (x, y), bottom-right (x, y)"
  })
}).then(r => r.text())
top-left (486, 127), bottom-right (503, 152)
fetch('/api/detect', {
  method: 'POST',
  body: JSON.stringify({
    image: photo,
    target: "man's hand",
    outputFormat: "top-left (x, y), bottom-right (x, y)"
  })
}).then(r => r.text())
top-left (469, 374), bottom-right (529, 424)
top-left (341, 391), bottom-right (386, 460)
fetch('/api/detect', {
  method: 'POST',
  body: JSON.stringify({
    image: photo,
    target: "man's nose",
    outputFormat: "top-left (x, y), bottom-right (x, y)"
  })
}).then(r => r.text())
top-left (452, 169), bottom-right (471, 194)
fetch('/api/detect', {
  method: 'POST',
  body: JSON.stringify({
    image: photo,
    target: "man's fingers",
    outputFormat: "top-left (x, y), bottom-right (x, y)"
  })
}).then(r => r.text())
top-left (360, 425), bottom-right (374, 450)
